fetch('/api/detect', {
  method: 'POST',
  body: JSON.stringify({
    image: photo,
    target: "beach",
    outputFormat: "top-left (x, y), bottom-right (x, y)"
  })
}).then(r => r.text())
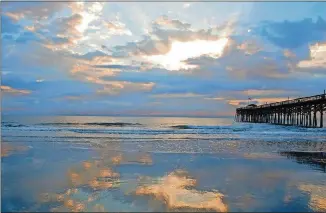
top-left (1, 115), bottom-right (326, 212)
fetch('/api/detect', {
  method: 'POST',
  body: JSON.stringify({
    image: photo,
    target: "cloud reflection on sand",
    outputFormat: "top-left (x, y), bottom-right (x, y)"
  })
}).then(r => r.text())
top-left (1, 142), bottom-right (29, 157)
top-left (67, 159), bottom-right (120, 191)
top-left (39, 188), bottom-right (89, 212)
top-left (110, 153), bottom-right (153, 165)
top-left (135, 170), bottom-right (228, 212)
top-left (36, 150), bottom-right (154, 212)
top-left (91, 144), bottom-right (153, 166)
top-left (243, 152), bottom-right (282, 159)
top-left (299, 184), bottom-right (326, 212)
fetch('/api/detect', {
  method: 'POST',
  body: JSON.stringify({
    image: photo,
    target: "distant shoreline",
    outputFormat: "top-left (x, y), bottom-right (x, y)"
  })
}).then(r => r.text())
top-left (1, 114), bottom-right (234, 119)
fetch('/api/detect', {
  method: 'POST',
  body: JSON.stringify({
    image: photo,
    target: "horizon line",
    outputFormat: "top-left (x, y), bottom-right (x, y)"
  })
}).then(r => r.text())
top-left (1, 114), bottom-right (234, 118)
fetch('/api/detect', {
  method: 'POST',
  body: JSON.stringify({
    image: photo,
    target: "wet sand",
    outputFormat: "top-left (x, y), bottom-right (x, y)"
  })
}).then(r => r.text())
top-left (1, 116), bottom-right (326, 212)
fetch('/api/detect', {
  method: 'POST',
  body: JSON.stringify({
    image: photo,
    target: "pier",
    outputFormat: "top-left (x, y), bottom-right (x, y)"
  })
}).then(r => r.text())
top-left (235, 92), bottom-right (326, 128)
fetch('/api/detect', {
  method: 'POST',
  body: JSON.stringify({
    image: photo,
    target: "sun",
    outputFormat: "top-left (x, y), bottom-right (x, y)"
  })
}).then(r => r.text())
top-left (146, 38), bottom-right (229, 70)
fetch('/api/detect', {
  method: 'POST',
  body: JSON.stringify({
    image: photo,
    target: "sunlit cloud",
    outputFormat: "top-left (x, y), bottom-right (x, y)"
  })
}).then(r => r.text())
top-left (204, 97), bottom-right (225, 101)
top-left (234, 89), bottom-right (296, 97)
top-left (1, 85), bottom-right (31, 95)
top-left (146, 38), bottom-right (229, 70)
top-left (63, 96), bottom-right (84, 101)
top-left (283, 49), bottom-right (296, 58)
top-left (154, 15), bottom-right (191, 30)
top-left (237, 40), bottom-right (261, 55)
top-left (183, 3), bottom-right (191, 8)
top-left (228, 97), bottom-right (289, 107)
top-left (106, 21), bottom-right (133, 36)
top-left (297, 42), bottom-right (326, 69)
top-left (2, 2), bottom-right (326, 116)
top-left (96, 81), bottom-right (155, 95)
top-left (5, 12), bottom-right (25, 21)
top-left (3, 2), bottom-right (68, 21)
top-left (151, 93), bottom-right (207, 99)
top-left (36, 79), bottom-right (44, 83)
top-left (24, 25), bottom-right (36, 32)
top-left (75, 2), bottom-right (104, 33)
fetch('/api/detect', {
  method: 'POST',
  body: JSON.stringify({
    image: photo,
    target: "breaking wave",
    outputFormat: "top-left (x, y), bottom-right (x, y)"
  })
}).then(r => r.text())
top-left (38, 122), bottom-right (142, 127)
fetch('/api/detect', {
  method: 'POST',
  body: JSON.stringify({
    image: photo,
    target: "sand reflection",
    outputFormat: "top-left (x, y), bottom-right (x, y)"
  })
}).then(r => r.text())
top-left (135, 170), bottom-right (228, 212)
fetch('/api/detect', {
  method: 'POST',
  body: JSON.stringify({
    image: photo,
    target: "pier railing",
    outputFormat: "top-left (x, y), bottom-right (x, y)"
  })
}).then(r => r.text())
top-left (238, 94), bottom-right (326, 110)
top-left (235, 93), bottom-right (326, 128)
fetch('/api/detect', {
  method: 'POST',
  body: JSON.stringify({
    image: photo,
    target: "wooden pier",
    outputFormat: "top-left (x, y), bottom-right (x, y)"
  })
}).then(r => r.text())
top-left (235, 92), bottom-right (326, 128)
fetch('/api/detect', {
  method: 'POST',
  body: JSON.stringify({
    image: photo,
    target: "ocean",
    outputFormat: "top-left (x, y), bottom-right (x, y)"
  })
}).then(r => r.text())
top-left (1, 116), bottom-right (326, 212)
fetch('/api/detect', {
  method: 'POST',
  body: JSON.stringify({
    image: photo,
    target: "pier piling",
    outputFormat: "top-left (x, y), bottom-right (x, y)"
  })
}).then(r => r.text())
top-left (235, 93), bottom-right (326, 128)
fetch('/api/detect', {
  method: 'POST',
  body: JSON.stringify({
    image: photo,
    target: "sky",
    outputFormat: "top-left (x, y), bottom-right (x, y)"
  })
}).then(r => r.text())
top-left (1, 1), bottom-right (326, 117)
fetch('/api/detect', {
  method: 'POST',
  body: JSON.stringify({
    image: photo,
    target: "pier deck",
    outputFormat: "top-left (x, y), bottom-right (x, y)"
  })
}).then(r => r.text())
top-left (235, 93), bottom-right (326, 128)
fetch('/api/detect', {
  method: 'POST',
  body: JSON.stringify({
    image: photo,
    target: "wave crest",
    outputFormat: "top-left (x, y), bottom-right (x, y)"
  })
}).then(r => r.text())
top-left (39, 122), bottom-right (142, 127)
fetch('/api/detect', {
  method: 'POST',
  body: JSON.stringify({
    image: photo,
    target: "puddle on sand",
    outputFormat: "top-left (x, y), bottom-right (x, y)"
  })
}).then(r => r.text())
top-left (135, 170), bottom-right (228, 212)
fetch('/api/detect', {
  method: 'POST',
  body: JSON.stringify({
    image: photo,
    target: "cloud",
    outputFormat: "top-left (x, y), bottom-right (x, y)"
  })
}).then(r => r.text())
top-left (114, 16), bottom-right (235, 58)
top-left (237, 40), bottom-right (262, 55)
top-left (228, 97), bottom-right (288, 107)
top-left (36, 79), bottom-right (44, 83)
top-left (151, 93), bottom-right (207, 99)
top-left (5, 12), bottom-right (25, 22)
top-left (66, 2), bottom-right (133, 54)
top-left (9, 2), bottom-right (113, 55)
top-left (146, 38), bottom-right (229, 70)
top-left (232, 89), bottom-right (297, 98)
top-left (204, 97), bottom-right (225, 101)
top-left (111, 18), bottom-right (235, 71)
top-left (297, 42), bottom-right (326, 69)
top-left (256, 17), bottom-right (326, 49)
top-left (3, 2), bottom-right (326, 116)
top-left (227, 45), bottom-right (292, 79)
top-left (55, 14), bottom-right (83, 36)
top-left (1, 85), bottom-right (31, 95)
top-left (283, 49), bottom-right (296, 58)
top-left (70, 54), bottom-right (150, 96)
top-left (153, 15), bottom-right (191, 30)
top-left (183, 3), bottom-right (191, 8)
top-left (1, 15), bottom-right (21, 34)
top-left (106, 21), bottom-right (132, 35)
top-left (96, 81), bottom-right (155, 95)
top-left (2, 2), bottom-right (68, 21)
top-left (184, 37), bottom-right (292, 80)
top-left (41, 14), bottom-right (83, 51)
top-left (62, 96), bottom-right (84, 101)
top-left (64, 17), bottom-right (236, 96)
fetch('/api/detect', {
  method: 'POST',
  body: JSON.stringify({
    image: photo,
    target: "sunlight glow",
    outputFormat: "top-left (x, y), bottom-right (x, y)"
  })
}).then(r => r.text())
top-left (76, 12), bottom-right (96, 33)
top-left (75, 3), bottom-right (104, 33)
top-left (146, 38), bottom-right (229, 70)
